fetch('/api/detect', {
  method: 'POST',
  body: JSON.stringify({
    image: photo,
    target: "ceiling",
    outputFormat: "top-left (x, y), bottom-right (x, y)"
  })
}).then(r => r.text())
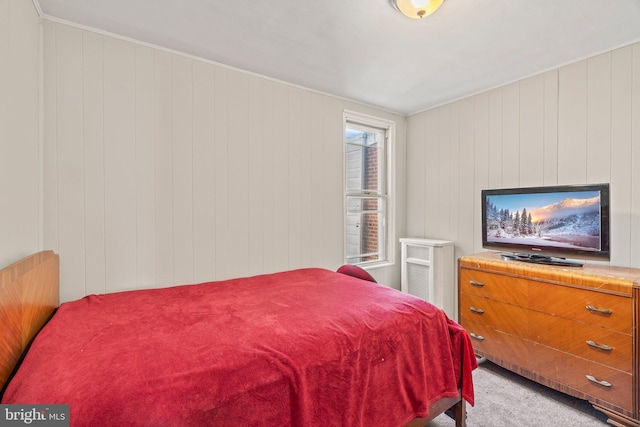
top-left (35, 0), bottom-right (640, 115)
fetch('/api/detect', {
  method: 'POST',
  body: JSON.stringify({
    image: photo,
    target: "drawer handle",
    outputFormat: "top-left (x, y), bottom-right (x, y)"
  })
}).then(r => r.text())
top-left (586, 340), bottom-right (613, 351)
top-left (470, 333), bottom-right (484, 341)
top-left (586, 375), bottom-right (612, 388)
top-left (585, 305), bottom-right (613, 315)
top-left (469, 280), bottom-right (485, 287)
top-left (469, 307), bottom-right (485, 314)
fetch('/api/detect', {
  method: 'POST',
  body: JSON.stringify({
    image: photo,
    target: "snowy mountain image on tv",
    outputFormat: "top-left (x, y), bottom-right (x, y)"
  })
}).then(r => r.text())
top-left (485, 191), bottom-right (602, 251)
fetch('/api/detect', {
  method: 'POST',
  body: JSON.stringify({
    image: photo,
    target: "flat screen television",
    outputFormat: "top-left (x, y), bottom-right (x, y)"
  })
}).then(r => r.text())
top-left (481, 183), bottom-right (610, 266)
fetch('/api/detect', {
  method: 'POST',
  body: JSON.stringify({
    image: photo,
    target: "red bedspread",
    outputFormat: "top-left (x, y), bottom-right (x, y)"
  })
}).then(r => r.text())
top-left (3, 268), bottom-right (475, 426)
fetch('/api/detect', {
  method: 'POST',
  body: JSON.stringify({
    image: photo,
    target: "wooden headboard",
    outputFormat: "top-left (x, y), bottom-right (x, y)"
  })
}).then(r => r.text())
top-left (0, 251), bottom-right (59, 391)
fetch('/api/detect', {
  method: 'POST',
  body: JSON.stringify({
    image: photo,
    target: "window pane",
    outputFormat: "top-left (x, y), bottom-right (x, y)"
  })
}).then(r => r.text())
top-left (346, 198), bottom-right (385, 263)
top-left (345, 127), bottom-right (383, 194)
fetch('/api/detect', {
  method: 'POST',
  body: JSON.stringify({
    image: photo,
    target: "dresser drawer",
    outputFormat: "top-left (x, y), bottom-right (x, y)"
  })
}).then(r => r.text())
top-left (529, 281), bottom-right (632, 334)
top-left (460, 293), bottom-right (528, 336)
top-left (459, 268), bottom-right (529, 307)
top-left (529, 342), bottom-right (633, 412)
top-left (529, 311), bottom-right (632, 372)
top-left (460, 319), bottom-right (529, 364)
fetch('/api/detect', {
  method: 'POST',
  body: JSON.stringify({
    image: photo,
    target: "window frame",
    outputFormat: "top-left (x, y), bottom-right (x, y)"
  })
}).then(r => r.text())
top-left (343, 110), bottom-right (396, 268)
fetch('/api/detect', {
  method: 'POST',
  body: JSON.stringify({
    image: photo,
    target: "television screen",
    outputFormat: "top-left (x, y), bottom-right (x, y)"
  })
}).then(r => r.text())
top-left (482, 184), bottom-right (610, 264)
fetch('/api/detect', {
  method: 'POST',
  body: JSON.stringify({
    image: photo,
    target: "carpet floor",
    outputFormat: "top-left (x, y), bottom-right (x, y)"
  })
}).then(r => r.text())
top-left (427, 361), bottom-right (609, 427)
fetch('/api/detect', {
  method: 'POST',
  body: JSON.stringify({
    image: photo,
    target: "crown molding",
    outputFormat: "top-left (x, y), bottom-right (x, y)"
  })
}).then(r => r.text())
top-left (31, 0), bottom-right (44, 17)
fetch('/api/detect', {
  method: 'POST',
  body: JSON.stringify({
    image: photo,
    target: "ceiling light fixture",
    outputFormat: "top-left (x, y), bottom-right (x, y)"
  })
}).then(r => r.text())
top-left (388, 0), bottom-right (445, 19)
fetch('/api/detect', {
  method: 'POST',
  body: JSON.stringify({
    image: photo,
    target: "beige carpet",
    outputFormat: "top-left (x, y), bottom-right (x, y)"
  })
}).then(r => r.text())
top-left (427, 361), bottom-right (608, 427)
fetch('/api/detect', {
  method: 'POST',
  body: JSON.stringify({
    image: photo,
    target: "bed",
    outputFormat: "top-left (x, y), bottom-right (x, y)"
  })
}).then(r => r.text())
top-left (0, 251), bottom-right (476, 426)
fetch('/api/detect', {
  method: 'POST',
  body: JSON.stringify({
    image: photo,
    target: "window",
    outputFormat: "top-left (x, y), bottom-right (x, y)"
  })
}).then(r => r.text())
top-left (344, 111), bottom-right (394, 267)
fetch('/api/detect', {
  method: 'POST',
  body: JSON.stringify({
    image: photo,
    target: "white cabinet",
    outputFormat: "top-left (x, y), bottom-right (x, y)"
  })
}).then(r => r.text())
top-left (400, 238), bottom-right (456, 320)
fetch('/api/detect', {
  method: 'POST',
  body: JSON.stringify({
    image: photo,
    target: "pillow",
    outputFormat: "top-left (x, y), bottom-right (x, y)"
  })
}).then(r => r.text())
top-left (336, 264), bottom-right (377, 283)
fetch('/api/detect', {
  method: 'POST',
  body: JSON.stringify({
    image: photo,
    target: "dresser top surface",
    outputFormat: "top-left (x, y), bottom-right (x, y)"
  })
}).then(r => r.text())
top-left (460, 252), bottom-right (640, 294)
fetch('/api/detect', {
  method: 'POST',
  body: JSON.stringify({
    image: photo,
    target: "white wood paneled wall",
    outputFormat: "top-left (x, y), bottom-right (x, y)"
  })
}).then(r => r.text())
top-left (0, 0), bottom-right (41, 268)
top-left (406, 42), bottom-right (640, 268)
top-left (41, 21), bottom-right (405, 302)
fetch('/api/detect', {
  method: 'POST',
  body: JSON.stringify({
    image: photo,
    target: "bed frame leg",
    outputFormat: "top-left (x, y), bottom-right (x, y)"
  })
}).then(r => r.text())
top-left (452, 399), bottom-right (467, 427)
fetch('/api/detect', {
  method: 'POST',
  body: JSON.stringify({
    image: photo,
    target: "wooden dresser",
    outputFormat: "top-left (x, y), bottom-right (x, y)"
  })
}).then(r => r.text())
top-left (458, 252), bottom-right (640, 427)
